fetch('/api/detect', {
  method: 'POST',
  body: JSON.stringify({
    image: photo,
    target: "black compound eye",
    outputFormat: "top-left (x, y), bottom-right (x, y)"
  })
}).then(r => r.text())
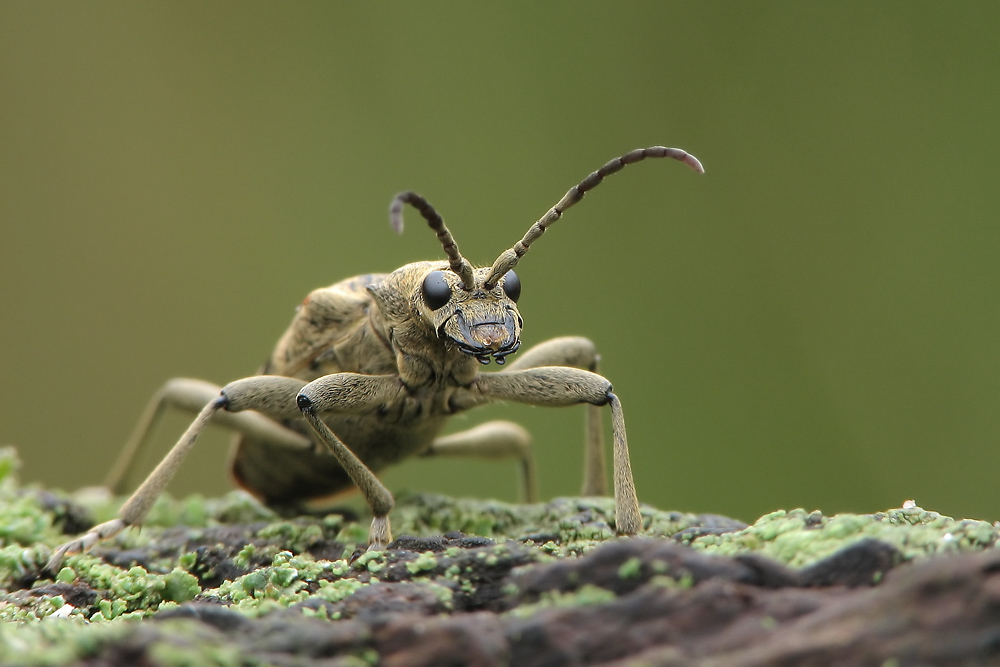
top-left (421, 270), bottom-right (452, 310)
top-left (501, 270), bottom-right (521, 303)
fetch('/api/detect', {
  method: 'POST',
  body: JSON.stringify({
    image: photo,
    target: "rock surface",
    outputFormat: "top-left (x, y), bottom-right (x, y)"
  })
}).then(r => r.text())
top-left (0, 447), bottom-right (998, 666)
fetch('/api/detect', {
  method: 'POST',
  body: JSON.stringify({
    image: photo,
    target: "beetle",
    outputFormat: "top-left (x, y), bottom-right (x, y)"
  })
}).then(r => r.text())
top-left (48, 146), bottom-right (704, 570)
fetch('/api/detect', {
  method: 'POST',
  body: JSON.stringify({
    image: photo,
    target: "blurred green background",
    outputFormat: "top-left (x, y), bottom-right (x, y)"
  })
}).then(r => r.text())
top-left (2, 3), bottom-right (998, 524)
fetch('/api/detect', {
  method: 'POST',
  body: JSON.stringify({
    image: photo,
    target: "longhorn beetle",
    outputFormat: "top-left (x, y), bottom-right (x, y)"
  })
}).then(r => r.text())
top-left (48, 146), bottom-right (704, 570)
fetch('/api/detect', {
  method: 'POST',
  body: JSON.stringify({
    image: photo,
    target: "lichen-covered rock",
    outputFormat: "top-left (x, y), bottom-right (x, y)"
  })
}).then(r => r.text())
top-left (0, 446), bottom-right (998, 666)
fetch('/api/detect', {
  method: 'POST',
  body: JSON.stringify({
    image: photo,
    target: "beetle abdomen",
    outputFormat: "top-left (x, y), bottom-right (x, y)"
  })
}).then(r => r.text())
top-left (229, 412), bottom-right (444, 506)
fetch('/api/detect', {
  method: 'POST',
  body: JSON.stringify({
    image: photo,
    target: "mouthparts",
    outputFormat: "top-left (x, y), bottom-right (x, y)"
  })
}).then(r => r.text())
top-left (444, 310), bottom-right (521, 365)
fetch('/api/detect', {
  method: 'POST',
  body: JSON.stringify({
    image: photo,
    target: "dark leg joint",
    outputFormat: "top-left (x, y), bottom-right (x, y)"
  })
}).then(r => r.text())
top-left (594, 388), bottom-right (615, 407)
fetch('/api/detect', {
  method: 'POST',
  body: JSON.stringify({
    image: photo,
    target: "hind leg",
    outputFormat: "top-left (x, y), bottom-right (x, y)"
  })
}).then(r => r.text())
top-left (105, 377), bottom-right (312, 493)
top-left (49, 376), bottom-right (310, 570)
top-left (423, 421), bottom-right (537, 503)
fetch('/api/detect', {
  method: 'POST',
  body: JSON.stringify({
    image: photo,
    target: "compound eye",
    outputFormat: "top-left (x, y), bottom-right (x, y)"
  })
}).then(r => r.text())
top-left (501, 270), bottom-right (521, 303)
top-left (421, 270), bottom-right (452, 310)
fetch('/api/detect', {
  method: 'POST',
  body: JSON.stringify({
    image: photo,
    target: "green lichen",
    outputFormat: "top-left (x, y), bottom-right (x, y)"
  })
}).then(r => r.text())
top-left (162, 568), bottom-right (201, 604)
top-left (352, 550), bottom-right (385, 573)
top-left (0, 621), bottom-right (130, 665)
top-left (425, 580), bottom-right (455, 610)
top-left (0, 443), bottom-right (996, 666)
top-left (232, 543), bottom-right (256, 570)
top-left (203, 550), bottom-right (340, 614)
top-left (506, 584), bottom-right (617, 618)
top-left (618, 556), bottom-right (643, 580)
top-left (405, 551), bottom-right (439, 575)
top-left (648, 572), bottom-right (695, 590)
top-left (148, 627), bottom-right (244, 667)
top-left (388, 492), bottom-right (703, 543)
top-left (316, 577), bottom-right (367, 604)
top-left (63, 559), bottom-right (199, 620)
top-left (0, 495), bottom-right (56, 548)
top-left (255, 521), bottom-right (326, 554)
top-left (0, 593), bottom-right (74, 623)
top-left (692, 506), bottom-right (999, 568)
top-left (77, 486), bottom-right (276, 530)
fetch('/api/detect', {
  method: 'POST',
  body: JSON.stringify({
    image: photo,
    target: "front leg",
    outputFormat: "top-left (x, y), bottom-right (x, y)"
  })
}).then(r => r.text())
top-left (505, 336), bottom-right (606, 496)
top-left (474, 368), bottom-right (641, 536)
top-left (295, 373), bottom-right (406, 551)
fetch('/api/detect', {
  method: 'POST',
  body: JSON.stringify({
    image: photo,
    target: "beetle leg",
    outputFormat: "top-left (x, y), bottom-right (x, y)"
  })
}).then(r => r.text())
top-left (424, 421), bottom-right (537, 503)
top-left (48, 396), bottom-right (226, 571)
top-left (49, 376), bottom-right (309, 571)
top-left (295, 373), bottom-right (405, 551)
top-left (473, 368), bottom-right (641, 536)
top-left (106, 378), bottom-right (312, 494)
top-left (504, 337), bottom-right (607, 497)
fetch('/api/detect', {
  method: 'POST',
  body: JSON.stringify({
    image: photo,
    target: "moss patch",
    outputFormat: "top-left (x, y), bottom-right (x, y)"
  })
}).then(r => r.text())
top-left (689, 506), bottom-right (998, 568)
top-left (0, 446), bottom-right (997, 664)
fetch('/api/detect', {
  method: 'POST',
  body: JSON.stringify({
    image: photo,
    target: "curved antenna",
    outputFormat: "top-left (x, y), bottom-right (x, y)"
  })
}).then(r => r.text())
top-left (390, 191), bottom-right (476, 290)
top-left (483, 146), bottom-right (704, 289)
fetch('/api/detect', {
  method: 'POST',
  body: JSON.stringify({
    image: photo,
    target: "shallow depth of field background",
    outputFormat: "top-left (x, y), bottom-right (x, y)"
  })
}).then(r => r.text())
top-left (2, 4), bottom-right (998, 523)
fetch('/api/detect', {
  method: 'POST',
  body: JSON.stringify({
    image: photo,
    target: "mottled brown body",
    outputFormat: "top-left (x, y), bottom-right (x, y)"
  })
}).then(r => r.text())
top-left (232, 269), bottom-right (474, 505)
top-left (48, 146), bottom-right (704, 570)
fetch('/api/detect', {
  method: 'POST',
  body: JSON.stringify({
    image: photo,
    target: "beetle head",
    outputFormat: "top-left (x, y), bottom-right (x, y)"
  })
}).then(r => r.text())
top-left (385, 146), bottom-right (704, 364)
top-left (368, 261), bottom-right (522, 365)
top-left (419, 264), bottom-right (522, 365)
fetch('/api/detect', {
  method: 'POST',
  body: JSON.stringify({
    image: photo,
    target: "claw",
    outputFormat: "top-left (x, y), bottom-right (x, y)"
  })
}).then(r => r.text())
top-left (366, 516), bottom-right (391, 552)
top-left (46, 518), bottom-right (128, 572)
